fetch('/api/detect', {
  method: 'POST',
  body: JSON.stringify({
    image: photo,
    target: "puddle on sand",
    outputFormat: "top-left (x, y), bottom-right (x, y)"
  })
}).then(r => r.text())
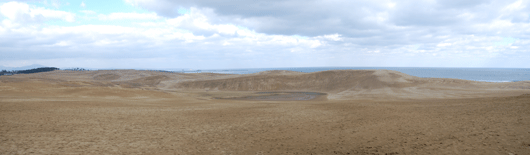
top-left (217, 92), bottom-right (327, 101)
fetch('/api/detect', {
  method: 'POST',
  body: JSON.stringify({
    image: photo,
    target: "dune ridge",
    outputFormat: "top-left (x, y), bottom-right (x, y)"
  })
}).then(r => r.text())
top-left (2, 69), bottom-right (529, 100)
top-left (173, 69), bottom-right (530, 100)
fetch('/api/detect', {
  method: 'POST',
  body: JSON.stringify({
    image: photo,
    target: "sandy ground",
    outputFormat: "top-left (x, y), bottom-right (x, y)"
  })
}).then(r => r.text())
top-left (1, 70), bottom-right (530, 154)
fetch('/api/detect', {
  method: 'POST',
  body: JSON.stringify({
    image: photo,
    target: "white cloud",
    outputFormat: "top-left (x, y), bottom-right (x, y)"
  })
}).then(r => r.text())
top-left (437, 43), bottom-right (452, 47)
top-left (80, 2), bottom-right (86, 8)
top-left (31, 7), bottom-right (75, 22)
top-left (0, 7), bottom-right (327, 62)
top-left (318, 34), bottom-right (343, 41)
top-left (98, 12), bottom-right (160, 20)
top-left (0, 1), bottom-right (75, 26)
top-left (52, 41), bottom-right (71, 47)
top-left (504, 0), bottom-right (525, 11)
top-left (387, 1), bottom-right (396, 8)
top-left (0, 2), bottom-right (28, 20)
top-left (2, 0), bottom-right (530, 68)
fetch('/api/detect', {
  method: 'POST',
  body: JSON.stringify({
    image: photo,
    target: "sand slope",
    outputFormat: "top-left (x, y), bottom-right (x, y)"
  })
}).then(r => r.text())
top-left (1, 70), bottom-right (530, 154)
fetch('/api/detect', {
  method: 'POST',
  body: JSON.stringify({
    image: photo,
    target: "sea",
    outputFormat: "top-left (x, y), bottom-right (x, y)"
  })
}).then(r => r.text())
top-left (176, 67), bottom-right (530, 82)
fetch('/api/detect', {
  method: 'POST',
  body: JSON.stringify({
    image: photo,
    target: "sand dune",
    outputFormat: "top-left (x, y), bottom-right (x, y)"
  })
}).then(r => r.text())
top-left (174, 69), bottom-right (530, 100)
top-left (1, 70), bottom-right (530, 154)
top-left (2, 69), bottom-right (529, 100)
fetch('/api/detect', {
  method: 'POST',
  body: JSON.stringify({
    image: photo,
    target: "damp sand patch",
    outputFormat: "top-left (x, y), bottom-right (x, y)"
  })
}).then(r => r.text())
top-left (216, 92), bottom-right (327, 101)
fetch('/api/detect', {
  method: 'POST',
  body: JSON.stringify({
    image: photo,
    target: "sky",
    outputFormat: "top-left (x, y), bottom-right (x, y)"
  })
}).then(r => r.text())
top-left (0, 0), bottom-right (529, 69)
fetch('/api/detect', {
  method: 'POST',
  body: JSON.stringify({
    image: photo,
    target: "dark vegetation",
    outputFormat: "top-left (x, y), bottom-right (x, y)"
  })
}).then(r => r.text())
top-left (17, 67), bottom-right (59, 74)
top-left (0, 67), bottom-right (59, 76)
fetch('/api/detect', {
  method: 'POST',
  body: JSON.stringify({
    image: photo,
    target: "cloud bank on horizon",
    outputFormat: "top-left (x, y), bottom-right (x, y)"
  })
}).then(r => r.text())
top-left (0, 0), bottom-right (528, 69)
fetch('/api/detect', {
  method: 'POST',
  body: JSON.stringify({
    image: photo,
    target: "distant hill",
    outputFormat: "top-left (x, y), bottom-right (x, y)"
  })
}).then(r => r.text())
top-left (0, 64), bottom-right (44, 71)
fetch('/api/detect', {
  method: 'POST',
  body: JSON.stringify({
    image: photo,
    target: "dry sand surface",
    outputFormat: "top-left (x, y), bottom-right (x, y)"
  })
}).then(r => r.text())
top-left (1, 70), bottom-right (530, 154)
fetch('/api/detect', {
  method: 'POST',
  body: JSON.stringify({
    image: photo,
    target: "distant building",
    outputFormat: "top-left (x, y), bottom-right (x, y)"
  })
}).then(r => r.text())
top-left (3, 73), bottom-right (13, 76)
